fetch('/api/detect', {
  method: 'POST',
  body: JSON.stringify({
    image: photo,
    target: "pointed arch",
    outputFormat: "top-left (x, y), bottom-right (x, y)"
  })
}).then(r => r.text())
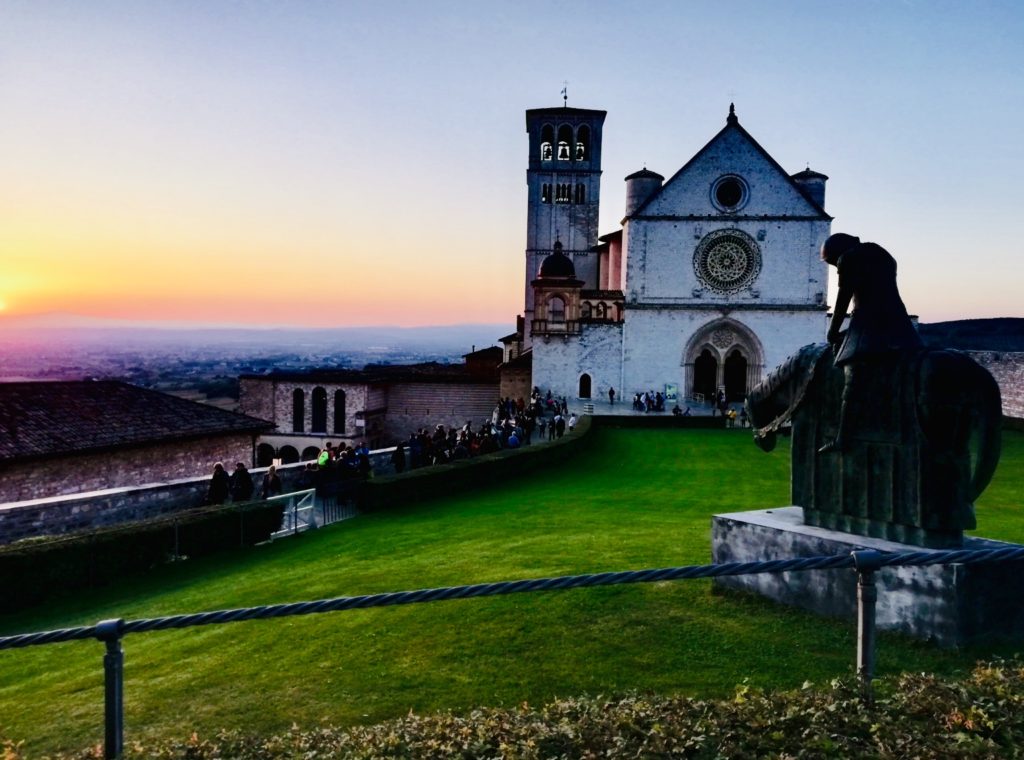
top-left (681, 318), bottom-right (765, 402)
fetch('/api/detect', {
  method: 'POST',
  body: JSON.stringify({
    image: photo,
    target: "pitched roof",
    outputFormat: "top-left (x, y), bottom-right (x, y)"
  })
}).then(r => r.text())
top-left (630, 107), bottom-right (831, 219)
top-left (0, 381), bottom-right (273, 463)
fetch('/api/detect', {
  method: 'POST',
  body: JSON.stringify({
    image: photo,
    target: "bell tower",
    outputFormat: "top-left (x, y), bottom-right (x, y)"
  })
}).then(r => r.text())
top-left (523, 104), bottom-right (606, 348)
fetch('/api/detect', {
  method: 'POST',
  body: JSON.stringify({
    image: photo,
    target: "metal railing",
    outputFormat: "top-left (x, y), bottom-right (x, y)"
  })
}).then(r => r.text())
top-left (2, 545), bottom-right (1024, 758)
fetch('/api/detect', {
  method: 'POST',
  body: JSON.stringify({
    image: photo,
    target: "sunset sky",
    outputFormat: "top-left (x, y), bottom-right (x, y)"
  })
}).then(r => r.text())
top-left (1, 1), bottom-right (1021, 328)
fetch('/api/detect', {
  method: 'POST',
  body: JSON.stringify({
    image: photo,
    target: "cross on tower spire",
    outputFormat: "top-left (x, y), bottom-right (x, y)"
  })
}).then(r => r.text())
top-left (561, 81), bottom-right (568, 107)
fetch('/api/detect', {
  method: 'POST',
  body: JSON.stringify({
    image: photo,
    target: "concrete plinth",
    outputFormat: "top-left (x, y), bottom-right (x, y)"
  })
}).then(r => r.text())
top-left (712, 507), bottom-right (1024, 648)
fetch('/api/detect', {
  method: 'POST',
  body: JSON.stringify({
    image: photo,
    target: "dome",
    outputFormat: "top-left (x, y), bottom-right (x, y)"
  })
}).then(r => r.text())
top-left (538, 241), bottom-right (577, 279)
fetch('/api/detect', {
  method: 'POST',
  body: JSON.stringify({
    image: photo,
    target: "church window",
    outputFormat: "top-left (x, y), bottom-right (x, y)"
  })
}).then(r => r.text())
top-left (576, 124), bottom-right (590, 160)
top-left (540, 124), bottom-right (554, 160)
top-left (541, 183), bottom-right (552, 203)
top-left (557, 124), bottom-right (573, 160)
top-left (555, 183), bottom-right (571, 203)
top-left (292, 389), bottom-right (305, 433)
top-left (693, 228), bottom-right (762, 295)
top-left (575, 183), bottom-right (585, 204)
top-left (311, 386), bottom-right (327, 433)
top-left (334, 389), bottom-right (346, 433)
top-left (548, 296), bottom-right (566, 322)
top-left (711, 174), bottom-right (749, 212)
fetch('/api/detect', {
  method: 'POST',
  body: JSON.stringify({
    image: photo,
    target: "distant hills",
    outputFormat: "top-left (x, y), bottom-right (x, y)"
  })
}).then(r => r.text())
top-left (0, 313), bottom-right (509, 353)
top-left (918, 318), bottom-right (1024, 352)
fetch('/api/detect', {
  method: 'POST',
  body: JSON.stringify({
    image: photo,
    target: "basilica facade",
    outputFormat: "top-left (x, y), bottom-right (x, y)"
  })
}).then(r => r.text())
top-left (509, 104), bottom-right (833, 405)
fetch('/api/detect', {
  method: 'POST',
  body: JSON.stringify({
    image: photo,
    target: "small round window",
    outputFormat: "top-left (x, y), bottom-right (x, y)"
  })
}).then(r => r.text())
top-left (711, 175), bottom-right (748, 212)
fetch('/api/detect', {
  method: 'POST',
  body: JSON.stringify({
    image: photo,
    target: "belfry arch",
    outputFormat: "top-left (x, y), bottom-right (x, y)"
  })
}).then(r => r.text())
top-left (681, 318), bottom-right (765, 403)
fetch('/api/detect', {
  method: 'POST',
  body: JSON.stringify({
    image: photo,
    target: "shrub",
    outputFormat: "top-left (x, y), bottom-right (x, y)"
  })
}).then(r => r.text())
top-left (19, 659), bottom-right (1024, 759)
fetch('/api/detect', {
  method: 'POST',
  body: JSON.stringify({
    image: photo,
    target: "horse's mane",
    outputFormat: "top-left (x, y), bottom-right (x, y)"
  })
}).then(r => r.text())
top-left (747, 343), bottom-right (832, 438)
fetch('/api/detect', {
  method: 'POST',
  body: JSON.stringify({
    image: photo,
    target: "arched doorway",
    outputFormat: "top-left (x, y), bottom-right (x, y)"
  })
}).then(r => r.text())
top-left (279, 445), bottom-right (299, 465)
top-left (724, 349), bottom-right (749, 402)
top-left (256, 443), bottom-right (275, 467)
top-left (693, 349), bottom-right (718, 401)
top-left (301, 446), bottom-right (321, 462)
top-left (579, 373), bottom-right (592, 398)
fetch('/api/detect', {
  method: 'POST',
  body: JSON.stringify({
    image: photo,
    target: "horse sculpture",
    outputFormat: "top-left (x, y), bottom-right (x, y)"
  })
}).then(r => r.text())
top-left (746, 344), bottom-right (1002, 547)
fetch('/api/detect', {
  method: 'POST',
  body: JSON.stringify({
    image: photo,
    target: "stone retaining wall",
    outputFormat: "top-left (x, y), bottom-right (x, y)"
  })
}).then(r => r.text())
top-left (969, 351), bottom-right (1024, 420)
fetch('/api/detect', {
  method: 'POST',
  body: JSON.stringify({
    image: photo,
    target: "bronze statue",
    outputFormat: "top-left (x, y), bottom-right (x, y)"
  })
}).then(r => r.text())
top-left (818, 233), bottom-right (923, 454)
top-left (746, 248), bottom-right (1002, 547)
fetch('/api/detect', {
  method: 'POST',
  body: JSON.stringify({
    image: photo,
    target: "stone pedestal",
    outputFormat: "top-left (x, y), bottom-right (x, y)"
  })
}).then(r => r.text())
top-left (712, 507), bottom-right (1024, 648)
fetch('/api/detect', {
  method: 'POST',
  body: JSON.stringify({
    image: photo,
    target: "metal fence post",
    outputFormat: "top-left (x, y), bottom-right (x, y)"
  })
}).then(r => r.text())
top-left (95, 618), bottom-right (125, 759)
top-left (851, 550), bottom-right (883, 702)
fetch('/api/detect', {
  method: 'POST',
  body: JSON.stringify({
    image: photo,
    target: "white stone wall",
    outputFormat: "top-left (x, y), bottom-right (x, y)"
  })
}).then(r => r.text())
top-left (621, 308), bottom-right (827, 397)
top-left (531, 323), bottom-right (624, 401)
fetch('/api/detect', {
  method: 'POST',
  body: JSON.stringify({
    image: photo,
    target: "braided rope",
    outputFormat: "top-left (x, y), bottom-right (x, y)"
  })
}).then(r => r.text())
top-left (2, 546), bottom-right (1023, 651)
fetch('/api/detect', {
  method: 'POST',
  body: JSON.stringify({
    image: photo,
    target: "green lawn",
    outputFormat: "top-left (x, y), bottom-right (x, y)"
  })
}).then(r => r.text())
top-left (1, 427), bottom-right (1022, 754)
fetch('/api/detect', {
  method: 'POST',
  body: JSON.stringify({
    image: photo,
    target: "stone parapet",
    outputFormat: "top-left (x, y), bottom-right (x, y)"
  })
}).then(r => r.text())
top-left (711, 507), bottom-right (1024, 648)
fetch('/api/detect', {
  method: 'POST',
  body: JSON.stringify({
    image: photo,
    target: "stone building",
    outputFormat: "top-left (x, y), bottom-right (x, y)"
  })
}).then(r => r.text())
top-left (0, 381), bottom-right (273, 504)
top-left (513, 103), bottom-right (833, 405)
top-left (238, 347), bottom-right (503, 464)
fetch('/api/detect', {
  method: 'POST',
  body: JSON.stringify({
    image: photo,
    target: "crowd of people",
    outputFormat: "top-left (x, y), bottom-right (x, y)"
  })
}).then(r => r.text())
top-left (390, 390), bottom-right (576, 472)
top-left (206, 461), bottom-right (282, 505)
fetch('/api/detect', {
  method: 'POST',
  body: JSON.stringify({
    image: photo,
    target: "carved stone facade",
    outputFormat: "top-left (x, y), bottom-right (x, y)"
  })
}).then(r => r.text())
top-left (520, 104), bottom-right (832, 404)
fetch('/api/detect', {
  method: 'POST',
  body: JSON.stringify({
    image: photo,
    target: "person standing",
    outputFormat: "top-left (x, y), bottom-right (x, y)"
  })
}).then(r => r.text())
top-left (608, 387), bottom-right (616, 405)
top-left (206, 462), bottom-right (231, 505)
top-left (230, 462), bottom-right (254, 502)
top-left (260, 465), bottom-right (283, 499)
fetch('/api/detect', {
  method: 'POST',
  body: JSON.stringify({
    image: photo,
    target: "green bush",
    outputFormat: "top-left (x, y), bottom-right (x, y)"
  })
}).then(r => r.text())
top-left (0, 500), bottom-right (284, 613)
top-left (19, 659), bottom-right (1024, 759)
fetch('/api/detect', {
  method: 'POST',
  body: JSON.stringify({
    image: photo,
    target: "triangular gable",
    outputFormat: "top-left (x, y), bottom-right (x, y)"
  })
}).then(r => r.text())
top-left (632, 114), bottom-right (830, 219)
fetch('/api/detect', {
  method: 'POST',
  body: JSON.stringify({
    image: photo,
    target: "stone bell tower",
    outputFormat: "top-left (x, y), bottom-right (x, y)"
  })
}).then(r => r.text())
top-left (523, 104), bottom-right (606, 348)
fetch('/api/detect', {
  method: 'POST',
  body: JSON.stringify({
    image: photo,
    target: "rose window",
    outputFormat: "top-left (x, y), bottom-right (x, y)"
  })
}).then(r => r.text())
top-left (693, 229), bottom-right (761, 294)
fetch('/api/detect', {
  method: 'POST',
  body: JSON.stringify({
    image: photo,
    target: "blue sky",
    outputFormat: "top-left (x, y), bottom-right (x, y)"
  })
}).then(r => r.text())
top-left (1, 0), bottom-right (1021, 325)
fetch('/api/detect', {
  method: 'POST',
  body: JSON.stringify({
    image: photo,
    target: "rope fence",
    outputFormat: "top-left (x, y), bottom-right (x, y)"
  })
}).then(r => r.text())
top-left (2, 544), bottom-right (1024, 757)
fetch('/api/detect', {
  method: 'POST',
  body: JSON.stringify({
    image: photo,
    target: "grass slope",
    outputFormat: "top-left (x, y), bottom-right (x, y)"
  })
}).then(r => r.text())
top-left (1, 427), bottom-right (1022, 754)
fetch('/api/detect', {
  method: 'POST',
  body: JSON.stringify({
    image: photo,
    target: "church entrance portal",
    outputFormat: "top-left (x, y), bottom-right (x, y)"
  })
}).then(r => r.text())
top-left (693, 349), bottom-right (718, 401)
top-left (724, 350), bottom-right (748, 402)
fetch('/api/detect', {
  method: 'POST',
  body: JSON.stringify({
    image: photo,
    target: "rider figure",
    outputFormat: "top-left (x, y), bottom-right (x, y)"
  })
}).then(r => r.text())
top-left (818, 233), bottom-right (922, 454)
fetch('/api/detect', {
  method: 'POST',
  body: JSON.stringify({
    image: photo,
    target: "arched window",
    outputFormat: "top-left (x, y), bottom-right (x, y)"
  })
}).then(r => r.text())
top-left (279, 445), bottom-right (299, 465)
top-left (292, 389), bottom-right (305, 433)
top-left (302, 446), bottom-right (321, 462)
top-left (693, 349), bottom-right (718, 402)
top-left (724, 349), bottom-right (748, 402)
top-left (541, 183), bottom-right (552, 203)
top-left (549, 296), bottom-right (566, 322)
top-left (540, 124), bottom-right (554, 161)
top-left (556, 183), bottom-right (570, 203)
top-left (311, 387), bottom-right (327, 433)
top-left (575, 183), bottom-right (586, 204)
top-left (595, 301), bottom-right (608, 319)
top-left (579, 373), bottom-right (592, 398)
top-left (557, 124), bottom-right (573, 160)
top-left (580, 301), bottom-right (592, 319)
top-left (256, 443), bottom-right (275, 467)
top-left (576, 124), bottom-right (590, 160)
top-left (334, 389), bottom-right (346, 434)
